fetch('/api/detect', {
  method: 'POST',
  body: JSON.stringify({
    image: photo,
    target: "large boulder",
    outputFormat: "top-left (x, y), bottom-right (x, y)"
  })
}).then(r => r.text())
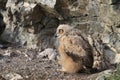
top-left (1, 1), bottom-right (60, 49)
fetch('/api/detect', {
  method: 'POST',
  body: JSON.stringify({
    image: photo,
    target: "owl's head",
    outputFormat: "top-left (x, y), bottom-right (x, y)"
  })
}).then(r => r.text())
top-left (56, 24), bottom-right (73, 38)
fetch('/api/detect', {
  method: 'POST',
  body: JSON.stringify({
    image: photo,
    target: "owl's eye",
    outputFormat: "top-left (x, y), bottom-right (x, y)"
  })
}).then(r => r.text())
top-left (59, 29), bottom-right (64, 34)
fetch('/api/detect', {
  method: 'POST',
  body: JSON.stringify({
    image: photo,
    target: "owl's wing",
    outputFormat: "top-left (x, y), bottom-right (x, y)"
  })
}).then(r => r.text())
top-left (66, 35), bottom-right (86, 56)
top-left (67, 35), bottom-right (93, 68)
top-left (68, 29), bottom-right (88, 41)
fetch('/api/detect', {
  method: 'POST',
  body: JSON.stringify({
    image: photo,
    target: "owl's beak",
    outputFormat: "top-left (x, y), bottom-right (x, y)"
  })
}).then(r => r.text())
top-left (54, 33), bottom-right (58, 38)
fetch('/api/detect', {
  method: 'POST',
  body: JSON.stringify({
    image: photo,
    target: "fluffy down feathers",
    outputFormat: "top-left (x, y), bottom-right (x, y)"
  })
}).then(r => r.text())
top-left (57, 24), bottom-right (93, 73)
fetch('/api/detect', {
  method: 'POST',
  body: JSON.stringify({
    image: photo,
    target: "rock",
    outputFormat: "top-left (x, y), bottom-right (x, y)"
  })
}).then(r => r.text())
top-left (114, 54), bottom-right (120, 63)
top-left (103, 46), bottom-right (116, 64)
top-left (54, 0), bottom-right (70, 20)
top-left (1, 1), bottom-right (60, 49)
top-left (0, 13), bottom-right (6, 36)
top-left (2, 72), bottom-right (23, 80)
top-left (95, 70), bottom-right (113, 80)
top-left (3, 50), bottom-right (18, 58)
top-left (0, 75), bottom-right (6, 80)
top-left (37, 48), bottom-right (58, 60)
top-left (0, 0), bottom-right (7, 10)
top-left (35, 0), bottom-right (56, 8)
top-left (102, 33), bottom-right (110, 44)
top-left (0, 44), bottom-right (4, 48)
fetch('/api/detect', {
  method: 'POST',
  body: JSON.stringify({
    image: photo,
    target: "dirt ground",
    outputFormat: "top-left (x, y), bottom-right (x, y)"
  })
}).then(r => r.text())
top-left (0, 48), bottom-right (110, 80)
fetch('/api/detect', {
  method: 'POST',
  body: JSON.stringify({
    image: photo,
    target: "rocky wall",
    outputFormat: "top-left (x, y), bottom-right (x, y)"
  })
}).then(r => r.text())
top-left (0, 0), bottom-right (60, 50)
top-left (54, 0), bottom-right (120, 70)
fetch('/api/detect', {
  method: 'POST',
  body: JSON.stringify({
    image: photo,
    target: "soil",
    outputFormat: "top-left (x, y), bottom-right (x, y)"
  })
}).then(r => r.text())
top-left (0, 48), bottom-right (105, 80)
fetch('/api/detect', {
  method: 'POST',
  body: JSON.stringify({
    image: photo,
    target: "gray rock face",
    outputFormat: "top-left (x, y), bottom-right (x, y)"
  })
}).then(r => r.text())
top-left (95, 69), bottom-right (113, 80)
top-left (34, 0), bottom-right (56, 8)
top-left (0, 0), bottom-right (7, 10)
top-left (2, 72), bottom-right (23, 80)
top-left (1, 1), bottom-right (59, 49)
top-left (0, 0), bottom-right (120, 70)
top-left (37, 48), bottom-right (58, 60)
top-left (0, 13), bottom-right (6, 36)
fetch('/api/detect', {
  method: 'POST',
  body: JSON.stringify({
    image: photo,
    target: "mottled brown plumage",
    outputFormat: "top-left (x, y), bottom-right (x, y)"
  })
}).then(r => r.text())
top-left (56, 24), bottom-right (93, 73)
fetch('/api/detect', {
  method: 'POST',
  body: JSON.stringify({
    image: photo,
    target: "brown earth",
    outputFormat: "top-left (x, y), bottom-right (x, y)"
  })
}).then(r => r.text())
top-left (0, 48), bottom-right (105, 80)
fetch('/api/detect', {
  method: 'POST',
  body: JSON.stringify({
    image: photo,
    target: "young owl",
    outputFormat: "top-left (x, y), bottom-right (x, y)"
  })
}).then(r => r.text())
top-left (56, 24), bottom-right (93, 73)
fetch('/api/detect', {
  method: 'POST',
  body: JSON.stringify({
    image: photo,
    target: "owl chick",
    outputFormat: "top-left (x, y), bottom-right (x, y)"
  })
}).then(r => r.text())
top-left (56, 24), bottom-right (93, 73)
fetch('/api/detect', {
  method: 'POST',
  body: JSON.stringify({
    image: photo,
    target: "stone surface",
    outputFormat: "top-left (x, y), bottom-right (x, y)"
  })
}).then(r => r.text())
top-left (37, 48), bottom-right (58, 60)
top-left (35, 0), bottom-right (56, 8)
top-left (0, 0), bottom-right (7, 10)
top-left (0, 75), bottom-right (5, 80)
top-left (0, 13), bottom-right (6, 36)
top-left (2, 72), bottom-right (23, 80)
top-left (1, 1), bottom-right (60, 50)
top-left (95, 70), bottom-right (113, 80)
